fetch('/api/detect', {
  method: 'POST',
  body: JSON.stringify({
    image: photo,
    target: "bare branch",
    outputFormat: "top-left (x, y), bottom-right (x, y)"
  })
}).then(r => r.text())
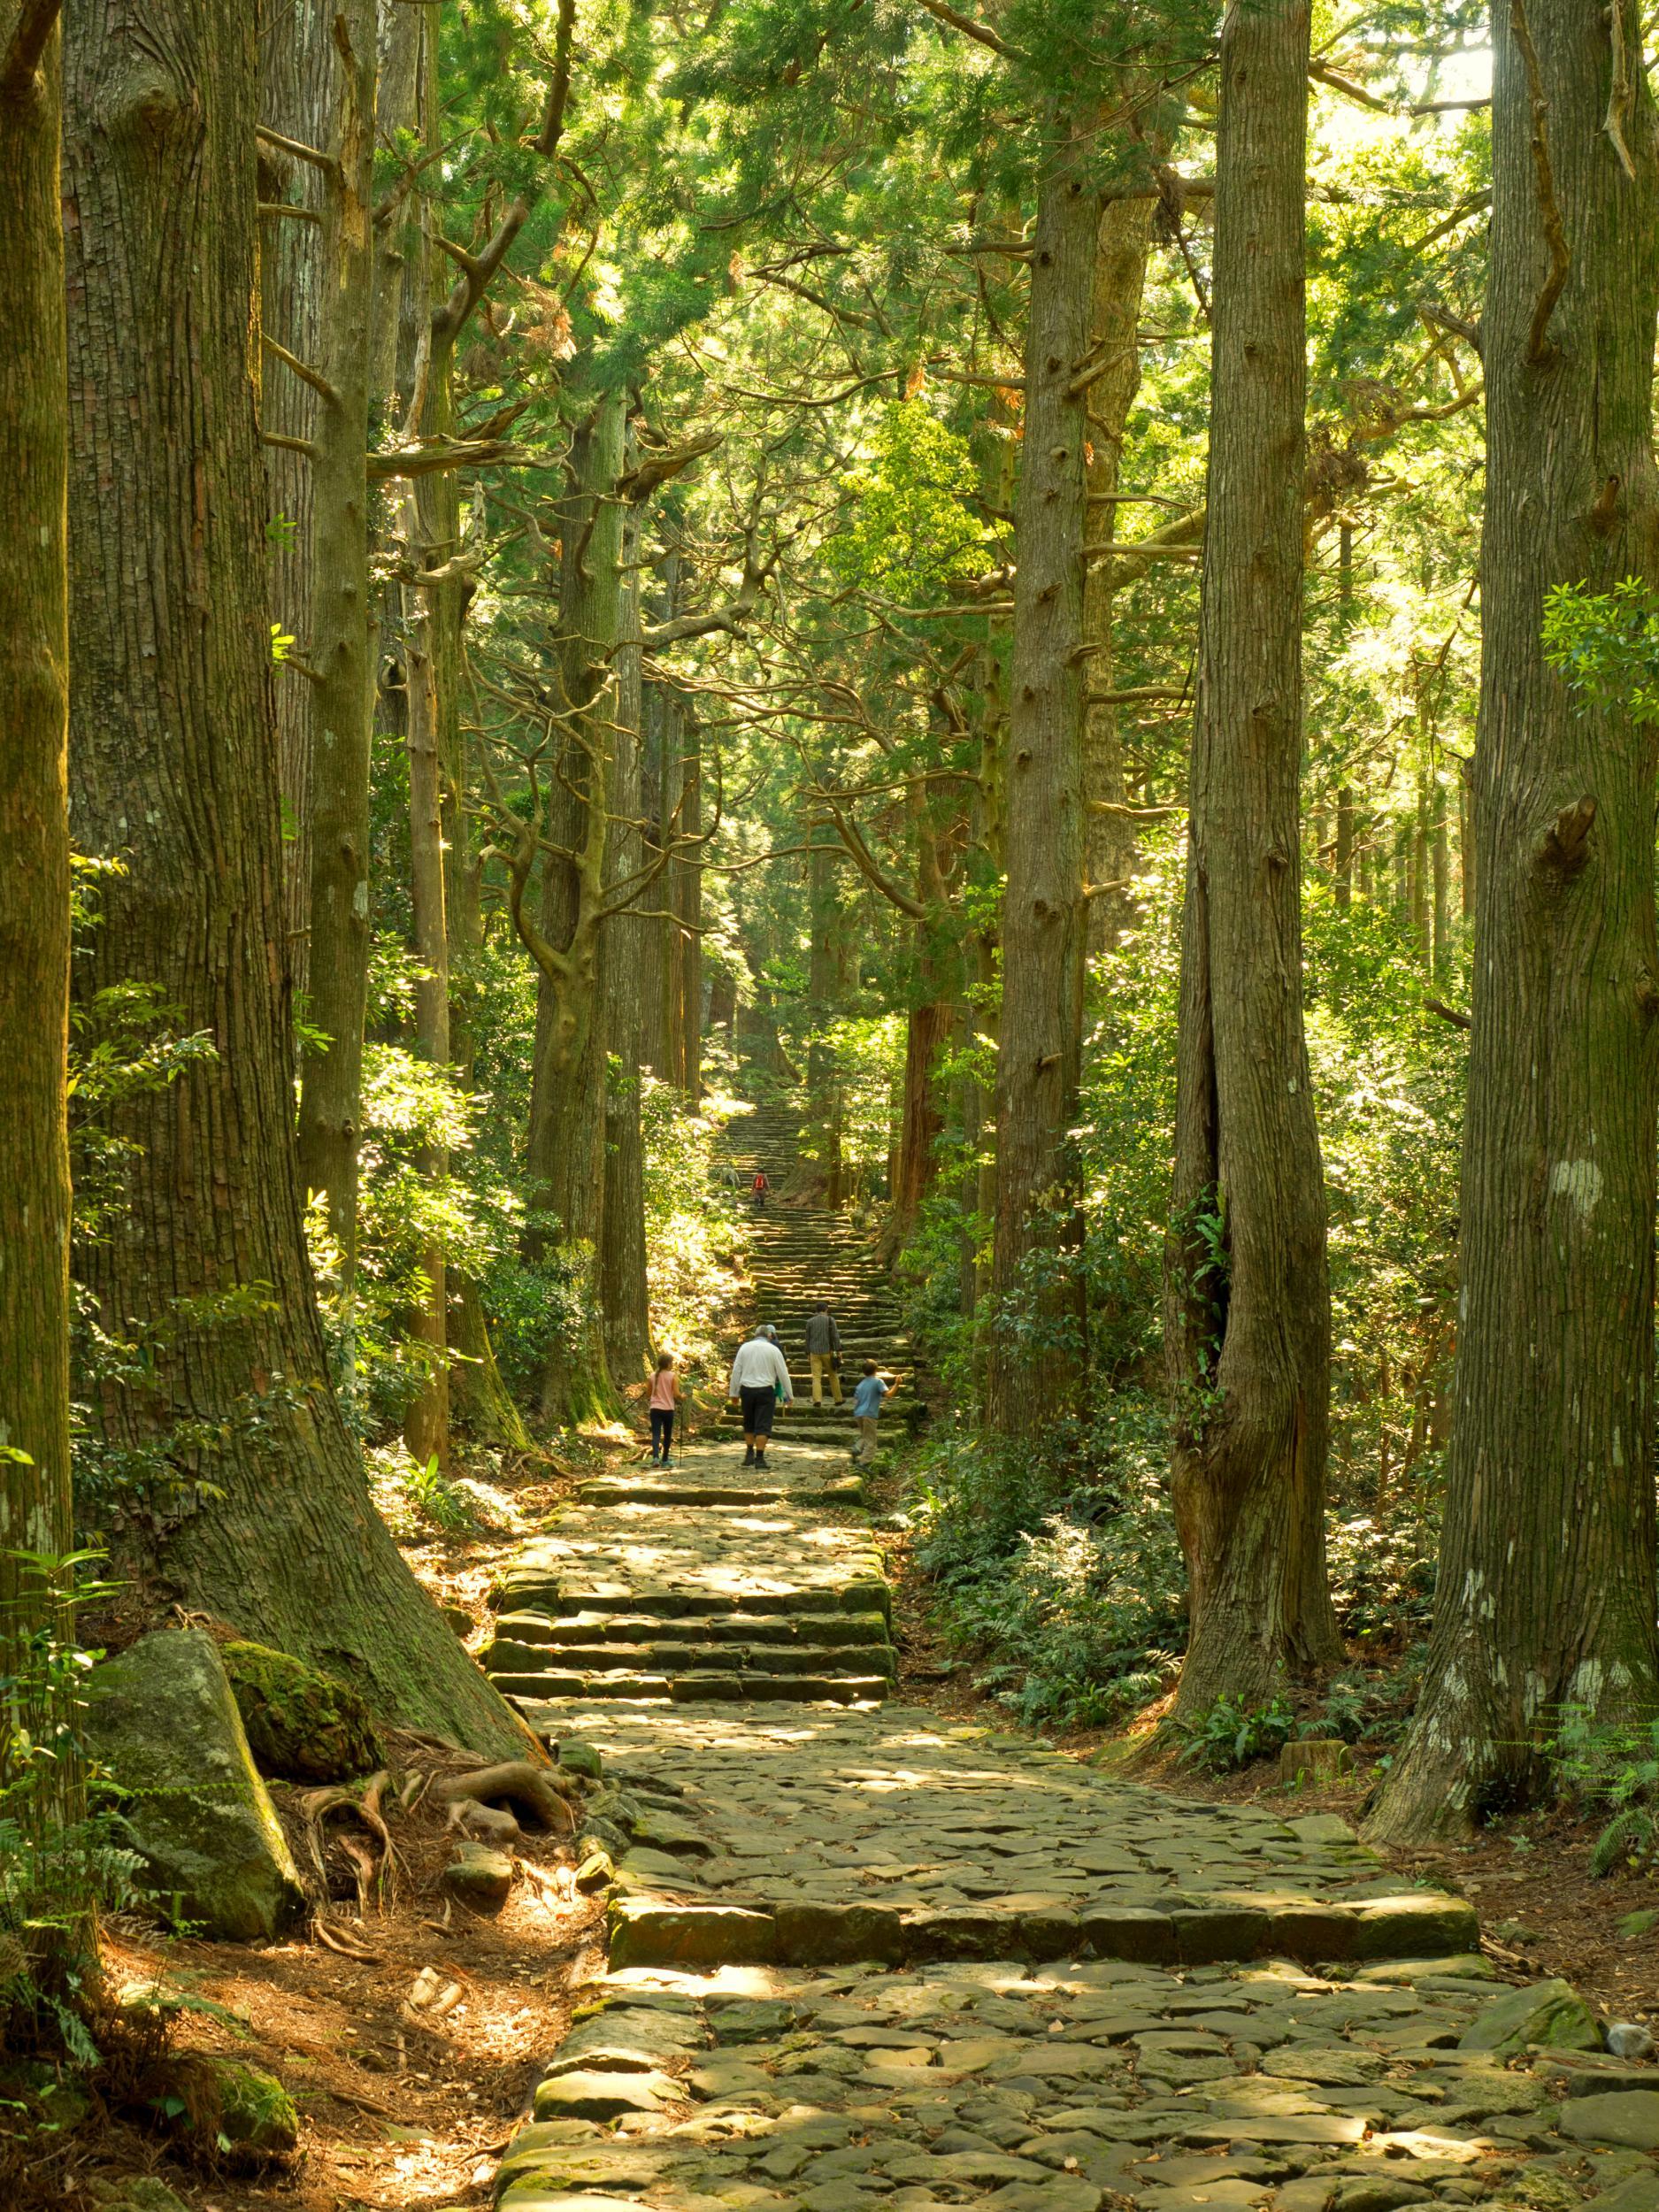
top-left (261, 330), bottom-right (341, 408)
top-left (256, 121), bottom-right (341, 180)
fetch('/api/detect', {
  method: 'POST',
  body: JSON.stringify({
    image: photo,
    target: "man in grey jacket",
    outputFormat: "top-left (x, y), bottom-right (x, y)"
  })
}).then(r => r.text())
top-left (726, 1324), bottom-right (794, 1470)
top-left (803, 1303), bottom-right (842, 1406)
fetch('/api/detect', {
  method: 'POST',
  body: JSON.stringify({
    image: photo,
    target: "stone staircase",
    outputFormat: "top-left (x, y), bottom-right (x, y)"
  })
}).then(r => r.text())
top-left (715, 1102), bottom-right (910, 1445)
top-left (480, 1097), bottom-right (904, 1710)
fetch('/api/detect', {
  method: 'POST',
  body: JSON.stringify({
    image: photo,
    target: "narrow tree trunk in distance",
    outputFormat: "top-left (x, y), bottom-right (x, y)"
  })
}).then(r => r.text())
top-left (62, 0), bottom-right (525, 1756)
top-left (805, 832), bottom-right (849, 1203)
top-left (1410, 774), bottom-right (1430, 959)
top-left (523, 395), bottom-right (625, 1426)
top-left (707, 965), bottom-right (736, 1041)
top-left (403, 554), bottom-right (452, 1470)
top-left (1370, 0), bottom-right (1659, 1839)
top-left (1334, 787), bottom-right (1354, 909)
top-left (1163, 0), bottom-right (1341, 1714)
top-left (1083, 194), bottom-right (1156, 955)
top-left (601, 500), bottom-right (652, 1383)
top-left (1431, 773), bottom-right (1449, 976)
top-left (676, 721), bottom-right (703, 1099)
top-left (294, 0), bottom-right (377, 1299)
top-left (259, 0), bottom-right (331, 1002)
top-left (985, 125), bottom-right (1094, 1440)
top-left (0, 6), bottom-right (86, 1991)
top-left (890, 810), bottom-right (958, 1247)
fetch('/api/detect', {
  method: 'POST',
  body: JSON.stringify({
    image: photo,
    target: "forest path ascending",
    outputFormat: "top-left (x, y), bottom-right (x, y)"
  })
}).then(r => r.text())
top-left (480, 1101), bottom-right (908, 1709)
top-left (482, 1105), bottom-right (1631, 2212)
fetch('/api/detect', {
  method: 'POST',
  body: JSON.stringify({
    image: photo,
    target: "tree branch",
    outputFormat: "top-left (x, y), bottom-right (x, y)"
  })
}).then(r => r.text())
top-left (261, 330), bottom-right (341, 408)
top-left (1, 0), bottom-right (62, 92)
top-left (909, 0), bottom-right (1010, 56)
top-left (256, 120), bottom-right (341, 180)
top-left (430, 0), bottom-right (577, 351)
top-left (1509, 0), bottom-right (1571, 364)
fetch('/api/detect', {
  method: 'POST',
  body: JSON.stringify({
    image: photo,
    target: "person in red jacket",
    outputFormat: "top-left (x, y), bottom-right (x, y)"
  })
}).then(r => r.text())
top-left (751, 1168), bottom-right (770, 1210)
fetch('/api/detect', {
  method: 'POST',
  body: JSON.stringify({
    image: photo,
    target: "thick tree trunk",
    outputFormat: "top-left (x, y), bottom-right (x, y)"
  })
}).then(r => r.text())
top-left (601, 503), bottom-right (652, 1384)
top-left (984, 127), bottom-right (1094, 1440)
top-left (0, 6), bottom-right (85, 1988)
top-left (61, 0), bottom-right (526, 1758)
top-left (1163, 0), bottom-right (1341, 1715)
top-left (293, 0), bottom-right (377, 1296)
top-left (1370, 0), bottom-right (1659, 1839)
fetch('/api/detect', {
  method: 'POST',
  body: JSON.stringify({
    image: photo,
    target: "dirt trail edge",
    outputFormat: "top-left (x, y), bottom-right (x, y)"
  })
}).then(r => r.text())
top-left (480, 1105), bottom-right (1659, 2212)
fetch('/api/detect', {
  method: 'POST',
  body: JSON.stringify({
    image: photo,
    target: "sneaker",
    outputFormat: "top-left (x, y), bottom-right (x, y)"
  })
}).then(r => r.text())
top-left (743, 1447), bottom-right (756, 1467)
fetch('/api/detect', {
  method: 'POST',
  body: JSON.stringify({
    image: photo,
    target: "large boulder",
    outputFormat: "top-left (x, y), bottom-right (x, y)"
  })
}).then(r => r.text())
top-left (83, 1629), bottom-right (306, 1940)
top-left (221, 1639), bottom-right (382, 1782)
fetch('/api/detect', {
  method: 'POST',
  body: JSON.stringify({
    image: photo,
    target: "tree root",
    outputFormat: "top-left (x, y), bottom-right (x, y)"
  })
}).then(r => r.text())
top-left (431, 1759), bottom-right (578, 1834)
top-left (298, 1769), bottom-right (402, 1916)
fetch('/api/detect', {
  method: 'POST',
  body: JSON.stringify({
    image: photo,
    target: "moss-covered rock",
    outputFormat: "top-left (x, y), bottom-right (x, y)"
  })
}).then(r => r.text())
top-left (222, 1640), bottom-right (382, 1783)
top-left (211, 2058), bottom-right (300, 2157)
top-left (82, 1630), bottom-right (306, 1941)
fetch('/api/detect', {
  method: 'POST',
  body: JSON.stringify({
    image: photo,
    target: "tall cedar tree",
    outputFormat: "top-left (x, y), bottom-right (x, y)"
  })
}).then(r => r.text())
top-left (60, 0), bottom-right (527, 1758)
top-left (1163, 0), bottom-right (1342, 1711)
top-left (984, 119), bottom-right (1094, 1439)
top-left (1370, 0), bottom-right (1659, 1837)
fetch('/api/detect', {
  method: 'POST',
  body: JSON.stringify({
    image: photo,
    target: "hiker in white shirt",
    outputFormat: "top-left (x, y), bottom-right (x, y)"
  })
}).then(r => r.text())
top-left (727, 1324), bottom-right (793, 1471)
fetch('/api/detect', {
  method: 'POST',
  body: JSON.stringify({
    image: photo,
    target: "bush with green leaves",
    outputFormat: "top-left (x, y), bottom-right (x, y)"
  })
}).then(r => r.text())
top-left (1552, 1706), bottom-right (1659, 1877)
top-left (1176, 1692), bottom-right (1298, 1775)
top-left (911, 1402), bottom-right (1186, 1729)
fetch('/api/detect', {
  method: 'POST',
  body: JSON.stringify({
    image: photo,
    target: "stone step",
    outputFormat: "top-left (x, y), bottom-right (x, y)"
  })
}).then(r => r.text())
top-left (576, 1473), bottom-right (866, 1509)
top-left (603, 1883), bottom-right (1481, 1971)
top-left (496, 1668), bottom-right (893, 1704)
top-left (493, 1608), bottom-right (893, 1648)
top-left (496, 1580), bottom-right (892, 1622)
top-left (487, 1637), bottom-right (895, 1679)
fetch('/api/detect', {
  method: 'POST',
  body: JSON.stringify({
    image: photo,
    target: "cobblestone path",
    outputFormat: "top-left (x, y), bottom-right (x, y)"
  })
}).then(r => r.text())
top-left (486, 1108), bottom-right (1659, 2212)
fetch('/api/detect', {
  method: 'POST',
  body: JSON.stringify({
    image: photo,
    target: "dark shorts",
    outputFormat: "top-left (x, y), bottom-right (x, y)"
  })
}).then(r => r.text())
top-left (739, 1384), bottom-right (776, 1437)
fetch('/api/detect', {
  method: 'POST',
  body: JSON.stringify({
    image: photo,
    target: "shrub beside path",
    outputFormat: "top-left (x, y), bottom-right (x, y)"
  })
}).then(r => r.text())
top-left (482, 1110), bottom-right (1659, 2212)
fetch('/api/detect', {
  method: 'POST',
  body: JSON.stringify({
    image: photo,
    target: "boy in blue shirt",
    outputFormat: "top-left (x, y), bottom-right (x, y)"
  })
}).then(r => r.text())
top-left (851, 1361), bottom-right (902, 1464)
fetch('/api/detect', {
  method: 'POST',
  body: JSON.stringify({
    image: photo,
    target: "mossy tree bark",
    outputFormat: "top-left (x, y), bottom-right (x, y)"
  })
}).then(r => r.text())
top-left (0, 0), bottom-right (87, 1990)
top-left (1369, 0), bottom-right (1659, 1839)
top-left (60, 0), bottom-right (527, 1759)
top-left (1163, 0), bottom-right (1342, 1717)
